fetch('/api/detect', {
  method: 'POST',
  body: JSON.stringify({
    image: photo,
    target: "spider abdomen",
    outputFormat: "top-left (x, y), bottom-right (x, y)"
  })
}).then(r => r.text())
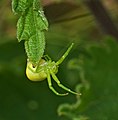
top-left (26, 60), bottom-right (47, 81)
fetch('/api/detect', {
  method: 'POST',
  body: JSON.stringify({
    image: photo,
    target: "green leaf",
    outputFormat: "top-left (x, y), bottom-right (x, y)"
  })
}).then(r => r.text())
top-left (17, 7), bottom-right (48, 41)
top-left (12, 0), bottom-right (33, 14)
top-left (12, 0), bottom-right (48, 64)
top-left (58, 38), bottom-right (118, 120)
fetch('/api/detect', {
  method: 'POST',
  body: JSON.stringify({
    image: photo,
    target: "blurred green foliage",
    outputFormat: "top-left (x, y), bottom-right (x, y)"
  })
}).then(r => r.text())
top-left (58, 38), bottom-right (118, 120)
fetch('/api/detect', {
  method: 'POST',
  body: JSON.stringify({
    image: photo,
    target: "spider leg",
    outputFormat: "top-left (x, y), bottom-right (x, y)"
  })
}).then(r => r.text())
top-left (47, 72), bottom-right (68, 96)
top-left (43, 55), bottom-right (51, 61)
top-left (51, 71), bottom-right (81, 95)
top-left (56, 43), bottom-right (74, 65)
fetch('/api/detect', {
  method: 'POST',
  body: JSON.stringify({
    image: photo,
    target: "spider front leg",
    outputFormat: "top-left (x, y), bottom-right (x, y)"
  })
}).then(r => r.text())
top-left (56, 43), bottom-right (74, 65)
top-left (47, 71), bottom-right (69, 96)
top-left (51, 71), bottom-right (81, 95)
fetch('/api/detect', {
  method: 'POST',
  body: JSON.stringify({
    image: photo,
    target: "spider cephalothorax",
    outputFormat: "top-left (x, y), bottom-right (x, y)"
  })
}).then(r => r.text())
top-left (26, 43), bottom-right (81, 96)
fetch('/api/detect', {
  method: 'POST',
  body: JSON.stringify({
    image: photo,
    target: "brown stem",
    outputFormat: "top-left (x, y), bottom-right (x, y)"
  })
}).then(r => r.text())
top-left (84, 0), bottom-right (118, 40)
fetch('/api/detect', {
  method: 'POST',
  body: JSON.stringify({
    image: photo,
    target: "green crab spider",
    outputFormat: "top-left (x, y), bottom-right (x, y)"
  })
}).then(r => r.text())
top-left (26, 43), bottom-right (81, 96)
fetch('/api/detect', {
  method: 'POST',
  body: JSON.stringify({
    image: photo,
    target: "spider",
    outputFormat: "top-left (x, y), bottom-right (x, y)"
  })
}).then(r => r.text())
top-left (26, 43), bottom-right (81, 96)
